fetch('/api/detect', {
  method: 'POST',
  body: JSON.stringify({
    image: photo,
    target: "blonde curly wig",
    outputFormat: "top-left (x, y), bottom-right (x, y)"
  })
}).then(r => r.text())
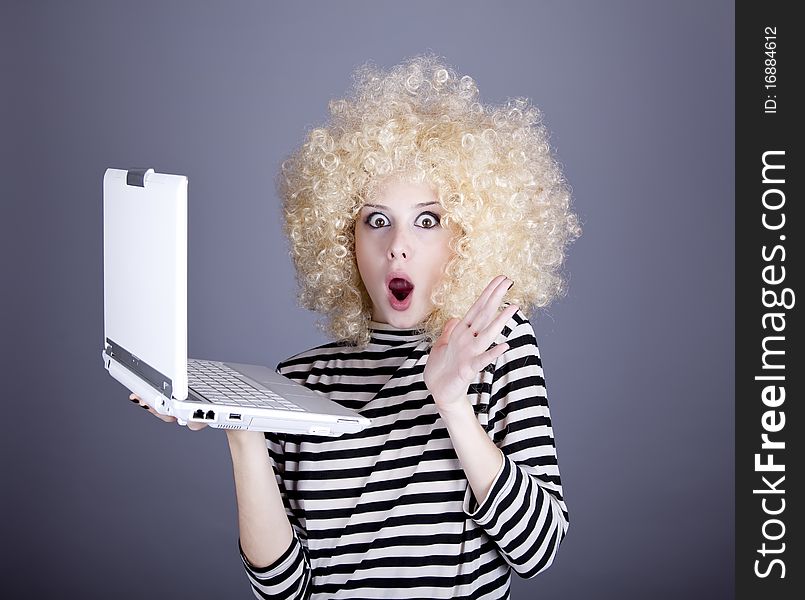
top-left (279, 54), bottom-right (581, 347)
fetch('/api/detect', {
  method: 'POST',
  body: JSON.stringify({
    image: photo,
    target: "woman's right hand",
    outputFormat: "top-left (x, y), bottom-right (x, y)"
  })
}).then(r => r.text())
top-left (128, 393), bottom-right (208, 431)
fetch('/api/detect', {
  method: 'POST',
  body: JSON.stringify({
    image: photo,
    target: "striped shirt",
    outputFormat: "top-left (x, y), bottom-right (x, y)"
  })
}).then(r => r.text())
top-left (239, 309), bottom-right (568, 599)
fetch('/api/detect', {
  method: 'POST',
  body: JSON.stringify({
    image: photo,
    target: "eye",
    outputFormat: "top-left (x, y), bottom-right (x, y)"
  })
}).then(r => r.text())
top-left (364, 212), bottom-right (389, 228)
top-left (415, 212), bottom-right (441, 229)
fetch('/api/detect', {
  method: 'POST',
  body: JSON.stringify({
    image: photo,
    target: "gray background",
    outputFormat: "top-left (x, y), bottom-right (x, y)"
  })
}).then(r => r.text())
top-left (1, 1), bottom-right (734, 598)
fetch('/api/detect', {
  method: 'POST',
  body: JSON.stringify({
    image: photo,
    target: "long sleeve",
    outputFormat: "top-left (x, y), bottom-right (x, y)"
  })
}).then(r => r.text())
top-left (462, 311), bottom-right (569, 578)
top-left (238, 432), bottom-right (311, 599)
top-left (233, 325), bottom-right (554, 598)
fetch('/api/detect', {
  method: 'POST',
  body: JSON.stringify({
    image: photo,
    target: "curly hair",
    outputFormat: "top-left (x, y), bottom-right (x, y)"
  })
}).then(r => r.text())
top-left (278, 54), bottom-right (581, 347)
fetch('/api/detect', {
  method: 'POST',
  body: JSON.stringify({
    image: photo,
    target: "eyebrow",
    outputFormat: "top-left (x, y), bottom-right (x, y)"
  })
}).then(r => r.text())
top-left (363, 202), bottom-right (441, 210)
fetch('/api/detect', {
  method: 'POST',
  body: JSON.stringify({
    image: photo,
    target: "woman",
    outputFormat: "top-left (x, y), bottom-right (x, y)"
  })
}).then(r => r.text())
top-left (134, 54), bottom-right (579, 599)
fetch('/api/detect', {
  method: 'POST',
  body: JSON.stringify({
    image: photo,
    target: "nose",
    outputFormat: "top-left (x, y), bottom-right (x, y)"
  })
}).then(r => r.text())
top-left (387, 229), bottom-right (410, 261)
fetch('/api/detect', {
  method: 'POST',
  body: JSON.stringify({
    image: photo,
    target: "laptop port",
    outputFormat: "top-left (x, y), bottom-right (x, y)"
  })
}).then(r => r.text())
top-left (192, 409), bottom-right (204, 419)
top-left (205, 410), bottom-right (215, 420)
top-left (228, 413), bottom-right (242, 421)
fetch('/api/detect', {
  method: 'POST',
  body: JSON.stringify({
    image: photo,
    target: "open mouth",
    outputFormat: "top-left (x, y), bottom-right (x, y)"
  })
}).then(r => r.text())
top-left (388, 278), bottom-right (414, 302)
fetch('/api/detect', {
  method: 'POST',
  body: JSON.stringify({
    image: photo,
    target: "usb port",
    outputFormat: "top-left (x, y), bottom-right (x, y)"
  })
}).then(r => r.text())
top-left (228, 413), bottom-right (242, 421)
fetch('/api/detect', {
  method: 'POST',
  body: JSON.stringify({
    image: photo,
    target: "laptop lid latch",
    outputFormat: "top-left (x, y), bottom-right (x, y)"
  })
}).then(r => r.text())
top-left (125, 168), bottom-right (154, 187)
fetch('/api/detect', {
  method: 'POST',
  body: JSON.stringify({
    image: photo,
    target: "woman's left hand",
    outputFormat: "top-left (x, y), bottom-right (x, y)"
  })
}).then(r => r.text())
top-left (424, 275), bottom-right (519, 414)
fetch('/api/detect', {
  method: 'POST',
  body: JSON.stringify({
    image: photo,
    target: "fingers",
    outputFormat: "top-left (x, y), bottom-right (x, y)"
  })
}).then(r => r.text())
top-left (459, 276), bottom-right (517, 351)
top-left (479, 303), bottom-right (519, 345)
top-left (467, 302), bottom-right (516, 371)
top-left (475, 276), bottom-right (514, 331)
top-left (440, 317), bottom-right (461, 344)
top-left (459, 276), bottom-right (519, 372)
top-left (462, 275), bottom-right (514, 333)
top-left (129, 393), bottom-right (179, 425)
top-left (471, 341), bottom-right (510, 373)
top-left (461, 275), bottom-right (509, 328)
top-left (144, 405), bottom-right (177, 424)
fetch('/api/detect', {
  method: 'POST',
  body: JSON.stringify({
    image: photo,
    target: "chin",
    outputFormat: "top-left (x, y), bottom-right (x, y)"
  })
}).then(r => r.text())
top-left (389, 308), bottom-right (429, 329)
top-left (391, 316), bottom-right (419, 328)
top-left (373, 289), bottom-right (431, 328)
top-left (374, 309), bottom-right (416, 329)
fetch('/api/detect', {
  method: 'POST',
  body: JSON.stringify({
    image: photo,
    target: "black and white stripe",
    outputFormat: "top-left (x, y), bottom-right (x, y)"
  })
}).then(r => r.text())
top-left (239, 310), bottom-right (568, 599)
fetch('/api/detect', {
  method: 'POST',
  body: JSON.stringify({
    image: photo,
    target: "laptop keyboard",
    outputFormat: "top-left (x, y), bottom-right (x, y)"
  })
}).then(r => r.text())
top-left (187, 359), bottom-right (306, 412)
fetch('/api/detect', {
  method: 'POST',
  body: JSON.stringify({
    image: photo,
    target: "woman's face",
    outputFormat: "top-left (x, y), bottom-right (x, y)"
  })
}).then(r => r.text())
top-left (355, 179), bottom-right (453, 328)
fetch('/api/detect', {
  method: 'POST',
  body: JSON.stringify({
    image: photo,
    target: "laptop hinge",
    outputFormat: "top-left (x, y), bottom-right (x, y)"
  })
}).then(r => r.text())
top-left (105, 338), bottom-right (174, 398)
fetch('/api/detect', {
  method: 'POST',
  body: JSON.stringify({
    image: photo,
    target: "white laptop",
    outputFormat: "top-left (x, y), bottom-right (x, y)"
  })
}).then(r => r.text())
top-left (101, 167), bottom-right (370, 436)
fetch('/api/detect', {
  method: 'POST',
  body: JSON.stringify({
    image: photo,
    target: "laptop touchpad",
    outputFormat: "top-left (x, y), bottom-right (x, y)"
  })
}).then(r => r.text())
top-left (225, 362), bottom-right (289, 387)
